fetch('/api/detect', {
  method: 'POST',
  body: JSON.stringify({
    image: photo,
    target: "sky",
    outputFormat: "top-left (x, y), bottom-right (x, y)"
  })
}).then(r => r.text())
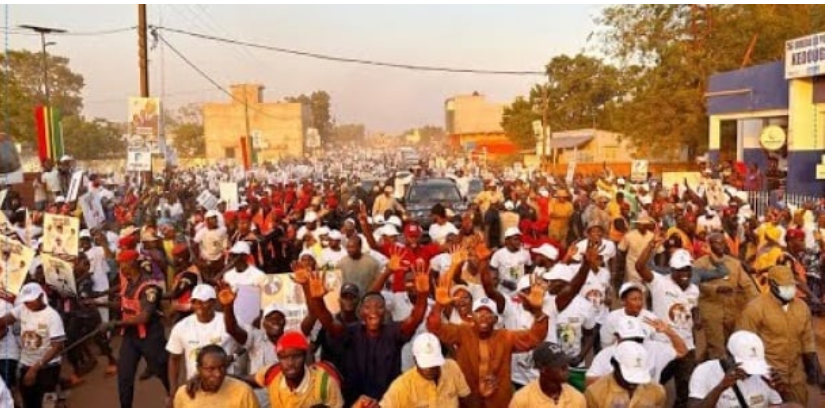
top-left (3, 5), bottom-right (601, 134)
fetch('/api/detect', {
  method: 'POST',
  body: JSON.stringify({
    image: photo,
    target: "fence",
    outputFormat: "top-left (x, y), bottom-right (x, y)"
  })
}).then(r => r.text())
top-left (745, 190), bottom-right (824, 216)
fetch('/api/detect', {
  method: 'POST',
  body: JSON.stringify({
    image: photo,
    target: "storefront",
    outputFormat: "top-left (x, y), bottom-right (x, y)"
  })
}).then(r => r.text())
top-left (707, 32), bottom-right (824, 196)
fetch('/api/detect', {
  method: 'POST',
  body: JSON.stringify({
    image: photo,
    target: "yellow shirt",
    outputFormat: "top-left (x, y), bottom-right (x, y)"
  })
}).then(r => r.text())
top-left (509, 380), bottom-right (586, 408)
top-left (584, 375), bottom-right (665, 408)
top-left (173, 377), bottom-right (260, 408)
top-left (380, 359), bottom-right (471, 408)
top-left (752, 245), bottom-right (783, 293)
top-left (255, 364), bottom-right (344, 408)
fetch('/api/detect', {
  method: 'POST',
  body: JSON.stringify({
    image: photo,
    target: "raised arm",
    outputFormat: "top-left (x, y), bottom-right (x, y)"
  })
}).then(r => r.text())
top-left (301, 266), bottom-right (345, 338)
top-left (399, 260), bottom-right (430, 338)
top-left (554, 244), bottom-right (592, 312)
top-left (217, 282), bottom-right (249, 345)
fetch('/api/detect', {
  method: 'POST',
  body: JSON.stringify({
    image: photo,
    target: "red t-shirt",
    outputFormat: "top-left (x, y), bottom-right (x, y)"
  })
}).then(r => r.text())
top-left (379, 242), bottom-right (441, 292)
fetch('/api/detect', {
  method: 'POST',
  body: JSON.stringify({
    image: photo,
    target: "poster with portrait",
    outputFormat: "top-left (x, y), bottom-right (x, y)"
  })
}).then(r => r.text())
top-left (0, 235), bottom-right (35, 296)
top-left (261, 274), bottom-right (308, 332)
top-left (126, 150), bottom-right (152, 172)
top-left (42, 213), bottom-right (80, 257)
top-left (79, 192), bottom-right (106, 230)
top-left (321, 269), bottom-right (343, 315)
top-left (219, 182), bottom-right (239, 209)
top-left (66, 170), bottom-right (85, 202)
top-left (127, 97), bottom-right (161, 153)
top-left (41, 253), bottom-right (77, 295)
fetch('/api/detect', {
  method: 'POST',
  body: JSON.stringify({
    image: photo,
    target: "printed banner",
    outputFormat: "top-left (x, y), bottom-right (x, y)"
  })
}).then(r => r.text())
top-left (219, 182), bottom-right (239, 209)
top-left (126, 150), bottom-right (153, 172)
top-left (127, 97), bottom-right (161, 153)
top-left (630, 160), bottom-right (649, 183)
top-left (43, 213), bottom-right (80, 256)
top-left (66, 170), bottom-right (85, 202)
top-left (261, 274), bottom-right (308, 332)
top-left (196, 190), bottom-right (218, 211)
top-left (41, 253), bottom-right (77, 295)
top-left (79, 192), bottom-right (106, 230)
top-left (0, 235), bottom-right (36, 296)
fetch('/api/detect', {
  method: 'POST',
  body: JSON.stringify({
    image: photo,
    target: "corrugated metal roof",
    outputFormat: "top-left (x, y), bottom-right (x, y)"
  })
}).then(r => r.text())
top-left (550, 135), bottom-right (593, 149)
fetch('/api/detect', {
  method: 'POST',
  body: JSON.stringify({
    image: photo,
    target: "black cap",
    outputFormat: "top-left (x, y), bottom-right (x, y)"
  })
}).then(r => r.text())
top-left (341, 283), bottom-right (360, 297)
top-left (532, 342), bottom-right (569, 369)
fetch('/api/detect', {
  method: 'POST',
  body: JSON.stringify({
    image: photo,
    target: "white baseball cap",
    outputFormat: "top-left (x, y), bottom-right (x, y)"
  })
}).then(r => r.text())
top-left (619, 282), bottom-right (645, 298)
top-left (377, 225), bottom-right (399, 237)
top-left (18, 283), bottom-right (45, 303)
top-left (191, 284), bottom-right (216, 301)
top-left (669, 249), bottom-right (693, 270)
top-left (531, 244), bottom-right (559, 262)
top-left (385, 216), bottom-right (402, 229)
top-left (328, 230), bottom-right (343, 241)
top-left (229, 241), bottom-right (251, 255)
top-left (412, 333), bottom-right (446, 369)
top-left (55, 196), bottom-right (66, 204)
top-left (614, 341), bottom-right (651, 384)
top-left (503, 227), bottom-right (521, 239)
top-left (542, 263), bottom-right (575, 282)
top-left (472, 297), bottom-right (498, 315)
top-left (79, 229), bottom-right (92, 239)
top-left (615, 315), bottom-right (648, 340)
top-left (303, 212), bottom-right (318, 223)
top-left (504, 201), bottom-right (516, 211)
top-left (205, 210), bottom-right (221, 219)
top-left (727, 331), bottom-right (770, 376)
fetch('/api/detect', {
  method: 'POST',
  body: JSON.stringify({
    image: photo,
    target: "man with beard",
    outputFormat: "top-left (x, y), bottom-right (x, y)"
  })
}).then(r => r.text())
top-left (635, 248), bottom-right (700, 408)
top-left (297, 257), bottom-right (430, 405)
top-left (737, 266), bottom-right (823, 405)
top-left (693, 233), bottom-right (758, 360)
top-left (172, 345), bottom-right (258, 408)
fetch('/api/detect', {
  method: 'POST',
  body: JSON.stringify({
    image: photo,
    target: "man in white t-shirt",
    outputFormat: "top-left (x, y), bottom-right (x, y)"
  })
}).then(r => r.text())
top-left (222, 242), bottom-right (268, 327)
top-left (320, 230), bottom-right (347, 270)
top-left (166, 284), bottom-right (246, 403)
top-left (489, 227), bottom-right (532, 293)
top-left (80, 230), bottom-right (112, 322)
top-left (689, 331), bottom-right (784, 408)
top-left (428, 204), bottom-right (459, 246)
top-left (193, 210), bottom-right (228, 281)
top-left (0, 283), bottom-right (65, 408)
top-left (542, 264), bottom-right (596, 368)
top-left (635, 247), bottom-right (700, 407)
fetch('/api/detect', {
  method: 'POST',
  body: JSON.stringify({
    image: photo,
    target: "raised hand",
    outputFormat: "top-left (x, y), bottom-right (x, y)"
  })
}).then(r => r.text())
top-left (584, 241), bottom-right (601, 270)
top-left (519, 274), bottom-right (546, 311)
top-left (308, 271), bottom-right (328, 299)
top-left (290, 261), bottom-right (311, 285)
top-left (388, 245), bottom-right (405, 271)
top-left (644, 317), bottom-right (670, 334)
top-left (449, 245), bottom-right (466, 267)
top-left (216, 282), bottom-right (236, 307)
top-left (413, 259), bottom-right (431, 294)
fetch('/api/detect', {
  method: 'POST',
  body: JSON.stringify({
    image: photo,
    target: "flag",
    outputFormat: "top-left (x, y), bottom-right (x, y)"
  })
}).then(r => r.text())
top-left (35, 105), bottom-right (63, 161)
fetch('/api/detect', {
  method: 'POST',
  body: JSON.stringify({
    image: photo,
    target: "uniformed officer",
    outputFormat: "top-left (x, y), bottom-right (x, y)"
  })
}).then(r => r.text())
top-left (737, 265), bottom-right (823, 406)
top-left (106, 249), bottom-right (170, 408)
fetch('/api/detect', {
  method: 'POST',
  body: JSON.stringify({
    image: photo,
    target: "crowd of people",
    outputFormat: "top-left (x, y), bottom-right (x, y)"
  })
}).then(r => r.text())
top-left (0, 148), bottom-right (824, 408)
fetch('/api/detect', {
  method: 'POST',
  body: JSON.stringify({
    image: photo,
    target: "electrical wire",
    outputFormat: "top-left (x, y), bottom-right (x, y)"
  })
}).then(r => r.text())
top-left (0, 26), bottom-right (135, 36)
top-left (152, 25), bottom-right (546, 76)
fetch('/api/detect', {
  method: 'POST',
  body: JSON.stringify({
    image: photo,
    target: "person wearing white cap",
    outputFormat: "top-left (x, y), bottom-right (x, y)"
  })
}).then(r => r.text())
top-left (193, 209), bottom-right (228, 281)
top-left (489, 227), bottom-right (532, 294)
top-left (372, 184), bottom-right (404, 216)
top-left (530, 244), bottom-right (560, 276)
top-left (376, 332), bottom-right (471, 407)
top-left (584, 341), bottom-right (666, 408)
top-left (689, 330), bottom-right (784, 408)
top-left (542, 263), bottom-right (597, 372)
top-left (222, 241), bottom-right (268, 326)
top-left (0, 282), bottom-right (66, 408)
top-left (320, 229), bottom-right (347, 269)
top-left (166, 283), bottom-right (246, 402)
top-left (635, 247), bottom-right (700, 407)
top-left (295, 210), bottom-right (319, 244)
top-left (499, 201), bottom-right (520, 246)
top-left (598, 282), bottom-right (661, 349)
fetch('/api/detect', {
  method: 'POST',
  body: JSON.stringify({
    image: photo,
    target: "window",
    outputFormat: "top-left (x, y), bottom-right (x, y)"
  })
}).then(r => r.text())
top-left (225, 147), bottom-right (236, 159)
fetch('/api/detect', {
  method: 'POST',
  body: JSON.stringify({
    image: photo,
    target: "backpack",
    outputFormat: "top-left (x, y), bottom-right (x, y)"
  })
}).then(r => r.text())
top-left (262, 361), bottom-right (342, 402)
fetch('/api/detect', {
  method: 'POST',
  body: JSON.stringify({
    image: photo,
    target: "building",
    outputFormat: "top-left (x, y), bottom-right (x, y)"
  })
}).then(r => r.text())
top-left (445, 93), bottom-right (517, 155)
top-left (549, 128), bottom-right (647, 164)
top-left (203, 84), bottom-right (311, 163)
top-left (707, 32), bottom-right (824, 196)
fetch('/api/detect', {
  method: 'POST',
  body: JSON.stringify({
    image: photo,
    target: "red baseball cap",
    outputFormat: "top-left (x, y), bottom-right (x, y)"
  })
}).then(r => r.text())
top-left (117, 249), bottom-right (140, 263)
top-left (404, 223), bottom-right (422, 238)
top-left (275, 331), bottom-right (309, 354)
top-left (786, 228), bottom-right (806, 241)
top-left (172, 243), bottom-right (189, 256)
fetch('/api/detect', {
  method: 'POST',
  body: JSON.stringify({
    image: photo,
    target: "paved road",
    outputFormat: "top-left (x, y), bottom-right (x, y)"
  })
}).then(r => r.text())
top-left (65, 317), bottom-right (825, 407)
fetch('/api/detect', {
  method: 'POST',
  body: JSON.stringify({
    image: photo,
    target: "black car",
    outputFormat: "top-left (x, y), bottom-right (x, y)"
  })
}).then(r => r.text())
top-left (404, 178), bottom-right (466, 231)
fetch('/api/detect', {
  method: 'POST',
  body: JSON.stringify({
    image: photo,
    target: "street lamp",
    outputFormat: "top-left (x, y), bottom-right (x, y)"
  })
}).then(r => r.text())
top-left (18, 25), bottom-right (67, 107)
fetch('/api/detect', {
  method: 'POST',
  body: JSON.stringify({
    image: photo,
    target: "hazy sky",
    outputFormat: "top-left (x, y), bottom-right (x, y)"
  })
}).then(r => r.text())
top-left (4, 5), bottom-right (600, 133)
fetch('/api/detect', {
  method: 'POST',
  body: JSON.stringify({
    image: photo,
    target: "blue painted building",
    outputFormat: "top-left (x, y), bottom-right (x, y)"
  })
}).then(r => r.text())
top-left (707, 32), bottom-right (825, 197)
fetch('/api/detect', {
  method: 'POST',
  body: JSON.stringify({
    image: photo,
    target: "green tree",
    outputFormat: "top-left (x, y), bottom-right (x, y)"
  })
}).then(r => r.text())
top-left (334, 123), bottom-right (366, 142)
top-left (62, 116), bottom-right (125, 160)
top-left (594, 4), bottom-right (824, 158)
top-left (285, 91), bottom-right (333, 143)
top-left (167, 104), bottom-right (205, 158)
top-left (0, 50), bottom-right (84, 145)
top-left (501, 96), bottom-right (539, 149)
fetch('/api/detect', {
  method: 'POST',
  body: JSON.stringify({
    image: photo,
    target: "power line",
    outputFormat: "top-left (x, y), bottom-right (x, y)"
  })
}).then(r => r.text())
top-left (155, 31), bottom-right (286, 122)
top-left (151, 25), bottom-right (546, 76)
top-left (0, 26), bottom-right (135, 36)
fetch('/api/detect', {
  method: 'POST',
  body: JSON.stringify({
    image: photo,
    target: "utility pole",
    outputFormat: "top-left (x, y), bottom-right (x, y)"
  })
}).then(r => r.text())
top-left (138, 4), bottom-right (149, 97)
top-left (19, 25), bottom-right (66, 106)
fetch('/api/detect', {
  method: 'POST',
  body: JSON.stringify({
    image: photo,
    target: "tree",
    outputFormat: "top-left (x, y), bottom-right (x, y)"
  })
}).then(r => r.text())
top-left (501, 96), bottom-right (539, 149)
top-left (285, 91), bottom-right (333, 143)
top-left (167, 104), bottom-right (205, 158)
top-left (0, 50), bottom-right (84, 145)
top-left (594, 4), bottom-right (824, 158)
top-left (334, 123), bottom-right (366, 143)
top-left (62, 116), bottom-right (125, 160)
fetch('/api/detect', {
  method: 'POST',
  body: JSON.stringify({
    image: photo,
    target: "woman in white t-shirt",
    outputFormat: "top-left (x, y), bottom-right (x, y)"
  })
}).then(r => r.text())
top-left (0, 283), bottom-right (65, 408)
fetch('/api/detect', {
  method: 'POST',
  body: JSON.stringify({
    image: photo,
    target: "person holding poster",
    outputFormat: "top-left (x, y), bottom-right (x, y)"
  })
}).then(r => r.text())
top-left (222, 242), bottom-right (267, 327)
